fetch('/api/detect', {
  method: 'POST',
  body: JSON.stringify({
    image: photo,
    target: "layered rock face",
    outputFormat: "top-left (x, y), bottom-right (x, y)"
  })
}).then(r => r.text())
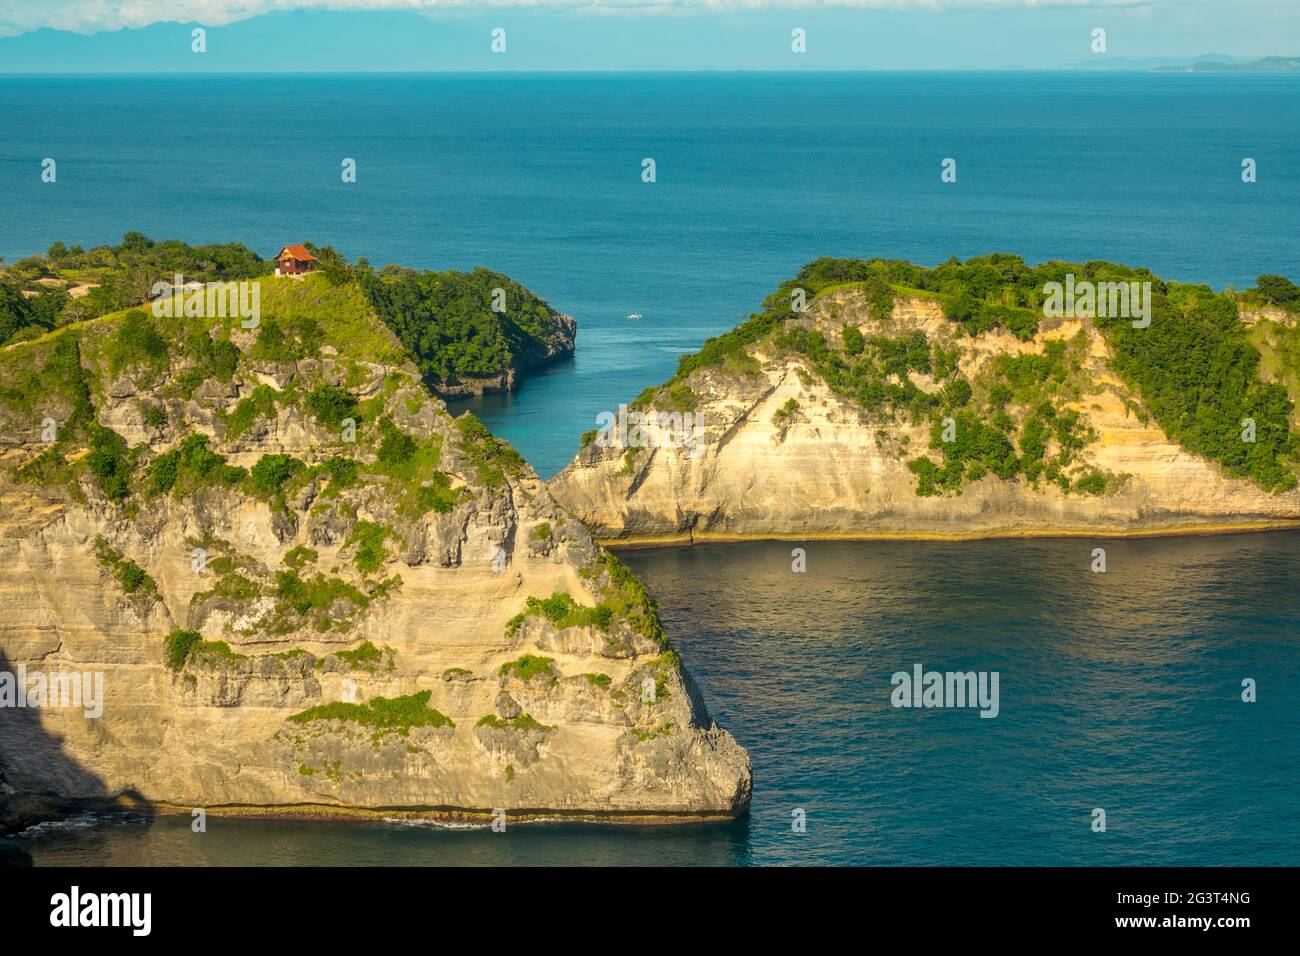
top-left (549, 291), bottom-right (1300, 542)
top-left (0, 274), bottom-right (749, 825)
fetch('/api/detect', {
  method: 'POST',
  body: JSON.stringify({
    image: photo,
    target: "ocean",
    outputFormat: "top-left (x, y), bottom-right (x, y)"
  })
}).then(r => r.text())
top-left (1, 72), bottom-right (1298, 866)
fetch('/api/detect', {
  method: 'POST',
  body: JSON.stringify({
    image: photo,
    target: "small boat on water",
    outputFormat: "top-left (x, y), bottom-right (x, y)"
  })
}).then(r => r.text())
top-left (627, 312), bottom-right (642, 321)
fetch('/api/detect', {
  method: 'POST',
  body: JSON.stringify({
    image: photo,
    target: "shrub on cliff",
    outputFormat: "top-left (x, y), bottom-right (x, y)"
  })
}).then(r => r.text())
top-left (223, 384), bottom-right (278, 439)
top-left (147, 434), bottom-right (247, 498)
top-left (164, 629), bottom-right (203, 670)
top-left (287, 690), bottom-right (454, 737)
top-left (376, 417), bottom-right (417, 467)
top-left (346, 520), bottom-right (390, 575)
top-left (104, 310), bottom-right (168, 379)
top-left (1254, 274), bottom-right (1300, 309)
top-left (93, 536), bottom-right (159, 599)
top-left (0, 280), bottom-right (63, 346)
top-left (521, 594), bottom-right (612, 632)
top-left (842, 326), bottom-right (864, 355)
top-left (1097, 287), bottom-right (1298, 492)
top-left (498, 655), bottom-right (559, 683)
top-left (454, 412), bottom-right (527, 488)
top-left (249, 453), bottom-right (306, 498)
top-left (85, 425), bottom-right (133, 502)
top-left (305, 384), bottom-right (358, 429)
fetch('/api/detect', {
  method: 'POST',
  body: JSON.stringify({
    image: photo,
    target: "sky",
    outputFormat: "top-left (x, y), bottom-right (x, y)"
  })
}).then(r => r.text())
top-left (0, 1), bottom-right (1297, 72)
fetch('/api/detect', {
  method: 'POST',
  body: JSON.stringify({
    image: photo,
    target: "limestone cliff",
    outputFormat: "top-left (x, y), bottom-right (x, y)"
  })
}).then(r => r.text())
top-left (549, 260), bottom-right (1300, 543)
top-left (0, 273), bottom-right (749, 828)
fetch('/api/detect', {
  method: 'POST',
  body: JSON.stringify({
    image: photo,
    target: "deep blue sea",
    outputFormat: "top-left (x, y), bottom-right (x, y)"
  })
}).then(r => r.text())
top-left (1, 73), bottom-right (1298, 866)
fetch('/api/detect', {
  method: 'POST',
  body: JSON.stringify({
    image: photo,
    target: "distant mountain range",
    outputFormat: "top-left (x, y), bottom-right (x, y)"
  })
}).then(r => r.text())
top-left (0, 12), bottom-right (1295, 75)
top-left (1063, 53), bottom-right (1238, 71)
top-left (0, 12), bottom-right (500, 73)
top-left (1152, 56), bottom-right (1300, 73)
top-left (1065, 53), bottom-right (1300, 73)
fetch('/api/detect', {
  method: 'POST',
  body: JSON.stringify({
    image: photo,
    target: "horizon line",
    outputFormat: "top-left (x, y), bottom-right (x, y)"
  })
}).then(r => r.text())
top-left (0, 67), bottom-right (1279, 77)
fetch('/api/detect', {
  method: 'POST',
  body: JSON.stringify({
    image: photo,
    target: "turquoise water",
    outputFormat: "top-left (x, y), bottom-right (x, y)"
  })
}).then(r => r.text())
top-left (2, 73), bottom-right (1299, 866)
top-left (8, 533), bottom-right (1299, 866)
top-left (2, 73), bottom-right (1298, 476)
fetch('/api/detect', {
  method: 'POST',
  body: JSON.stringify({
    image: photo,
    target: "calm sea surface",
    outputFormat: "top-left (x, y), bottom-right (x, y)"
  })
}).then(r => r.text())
top-left (1, 73), bottom-right (1298, 866)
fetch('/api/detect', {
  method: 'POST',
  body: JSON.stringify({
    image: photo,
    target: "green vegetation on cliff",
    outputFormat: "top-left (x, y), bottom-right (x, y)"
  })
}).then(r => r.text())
top-left (93, 536), bottom-right (159, 600)
top-left (288, 691), bottom-right (454, 737)
top-left (453, 412), bottom-right (528, 489)
top-left (1, 233), bottom-right (266, 341)
top-left (476, 713), bottom-right (552, 732)
top-left (147, 434), bottom-right (247, 497)
top-left (1097, 287), bottom-right (1296, 491)
top-left (0, 259), bottom-right (548, 670)
top-left (509, 594), bottom-right (613, 635)
top-left (0, 266), bottom-right (510, 519)
top-left (642, 254), bottom-right (1299, 495)
top-left (357, 264), bottom-right (569, 388)
top-left (1, 236), bottom-right (572, 404)
top-left (346, 520), bottom-right (391, 574)
top-left (506, 553), bottom-right (668, 647)
top-left (288, 244), bottom-right (571, 390)
top-left (163, 629), bottom-right (203, 670)
top-left (271, 570), bottom-right (371, 630)
top-left (0, 280), bottom-right (66, 345)
top-left (498, 654), bottom-right (559, 683)
top-left (333, 641), bottom-right (383, 669)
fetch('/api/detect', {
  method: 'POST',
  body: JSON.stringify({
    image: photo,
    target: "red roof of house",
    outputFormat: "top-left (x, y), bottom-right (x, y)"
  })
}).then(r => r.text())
top-left (276, 244), bottom-right (317, 261)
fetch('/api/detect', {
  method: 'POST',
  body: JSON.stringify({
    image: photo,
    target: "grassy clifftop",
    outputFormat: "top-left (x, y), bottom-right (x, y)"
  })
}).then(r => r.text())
top-left (630, 254), bottom-right (1300, 496)
top-left (0, 270), bottom-right (522, 515)
top-left (0, 234), bottom-right (575, 396)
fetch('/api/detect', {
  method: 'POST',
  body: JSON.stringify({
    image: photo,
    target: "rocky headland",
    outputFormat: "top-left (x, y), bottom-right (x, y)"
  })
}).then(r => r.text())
top-left (0, 265), bottom-right (748, 832)
top-left (550, 256), bottom-right (1300, 543)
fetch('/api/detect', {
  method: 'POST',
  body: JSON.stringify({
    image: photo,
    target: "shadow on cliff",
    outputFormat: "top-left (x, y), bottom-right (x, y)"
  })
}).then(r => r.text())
top-left (0, 648), bottom-right (155, 866)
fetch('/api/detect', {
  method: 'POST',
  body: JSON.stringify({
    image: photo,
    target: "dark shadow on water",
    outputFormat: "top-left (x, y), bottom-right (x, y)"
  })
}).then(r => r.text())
top-left (16, 811), bottom-right (754, 867)
top-left (1, 644), bottom-right (748, 866)
top-left (442, 353), bottom-right (578, 420)
top-left (0, 648), bottom-right (156, 866)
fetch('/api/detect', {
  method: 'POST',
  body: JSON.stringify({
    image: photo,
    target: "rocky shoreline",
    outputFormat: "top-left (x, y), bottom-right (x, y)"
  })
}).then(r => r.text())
top-left (591, 520), bottom-right (1300, 550)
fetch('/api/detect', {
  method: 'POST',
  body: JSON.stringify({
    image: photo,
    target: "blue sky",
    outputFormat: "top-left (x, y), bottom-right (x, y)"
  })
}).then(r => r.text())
top-left (0, 2), bottom-right (1297, 72)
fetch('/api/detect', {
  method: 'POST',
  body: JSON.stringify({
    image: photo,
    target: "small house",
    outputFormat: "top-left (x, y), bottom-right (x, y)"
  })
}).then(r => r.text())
top-left (274, 244), bottom-right (318, 277)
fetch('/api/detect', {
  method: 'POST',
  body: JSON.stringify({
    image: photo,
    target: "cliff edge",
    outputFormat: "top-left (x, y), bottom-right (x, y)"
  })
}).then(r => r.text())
top-left (549, 256), bottom-right (1300, 542)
